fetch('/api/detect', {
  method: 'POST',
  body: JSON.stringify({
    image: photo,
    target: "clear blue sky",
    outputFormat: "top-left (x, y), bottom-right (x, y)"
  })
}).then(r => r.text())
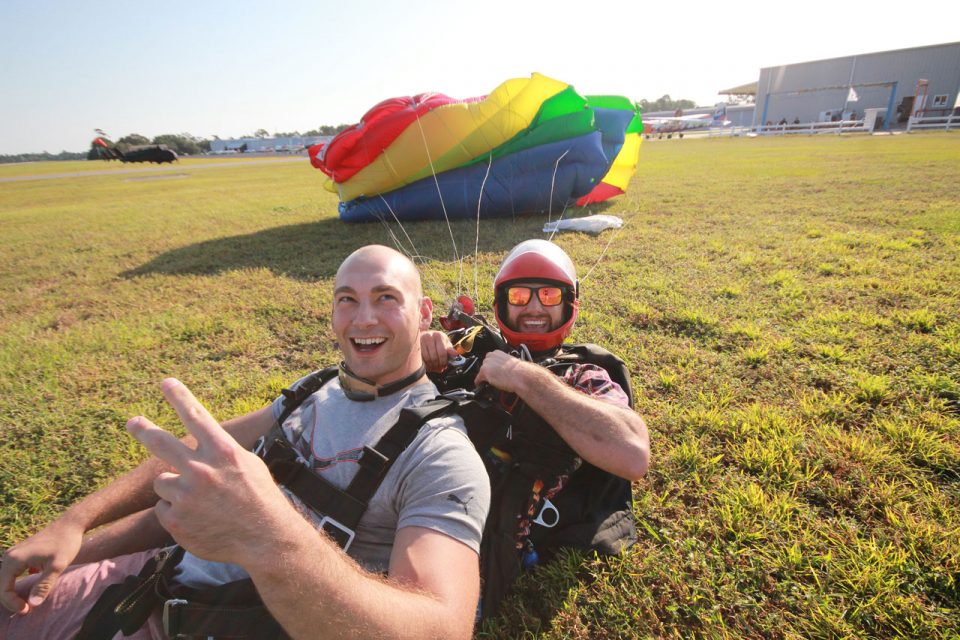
top-left (2, 0), bottom-right (957, 154)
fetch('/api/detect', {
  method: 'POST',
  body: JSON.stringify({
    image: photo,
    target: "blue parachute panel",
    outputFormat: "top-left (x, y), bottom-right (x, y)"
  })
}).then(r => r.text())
top-left (591, 107), bottom-right (635, 166)
top-left (339, 132), bottom-right (611, 223)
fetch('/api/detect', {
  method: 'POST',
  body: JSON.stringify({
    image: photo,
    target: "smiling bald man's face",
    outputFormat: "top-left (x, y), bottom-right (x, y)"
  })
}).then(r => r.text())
top-left (332, 246), bottom-right (432, 385)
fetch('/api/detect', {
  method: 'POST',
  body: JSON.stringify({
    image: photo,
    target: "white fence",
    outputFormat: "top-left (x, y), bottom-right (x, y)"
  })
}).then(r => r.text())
top-left (907, 111), bottom-right (960, 132)
top-left (672, 122), bottom-right (869, 138)
top-left (754, 120), bottom-right (871, 135)
top-left (648, 109), bottom-right (959, 139)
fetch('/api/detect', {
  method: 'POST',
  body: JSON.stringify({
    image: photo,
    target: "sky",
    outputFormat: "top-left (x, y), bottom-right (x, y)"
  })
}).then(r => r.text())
top-left (1, 0), bottom-right (958, 155)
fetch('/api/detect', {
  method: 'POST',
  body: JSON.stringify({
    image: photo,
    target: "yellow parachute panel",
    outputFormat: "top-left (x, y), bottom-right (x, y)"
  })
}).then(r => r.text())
top-left (335, 73), bottom-right (569, 201)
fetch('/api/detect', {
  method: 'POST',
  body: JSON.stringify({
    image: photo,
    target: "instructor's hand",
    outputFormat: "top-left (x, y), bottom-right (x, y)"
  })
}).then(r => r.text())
top-left (474, 351), bottom-right (539, 395)
top-left (0, 519), bottom-right (84, 614)
top-left (127, 378), bottom-right (293, 566)
top-left (420, 330), bottom-right (457, 373)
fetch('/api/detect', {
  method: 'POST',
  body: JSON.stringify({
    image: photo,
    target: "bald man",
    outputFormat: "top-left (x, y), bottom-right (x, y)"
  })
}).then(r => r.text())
top-left (1, 246), bottom-right (489, 640)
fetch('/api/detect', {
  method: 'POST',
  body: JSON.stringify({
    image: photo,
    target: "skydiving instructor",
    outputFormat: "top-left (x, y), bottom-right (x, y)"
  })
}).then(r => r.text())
top-left (422, 239), bottom-right (649, 483)
top-left (421, 239), bottom-right (648, 613)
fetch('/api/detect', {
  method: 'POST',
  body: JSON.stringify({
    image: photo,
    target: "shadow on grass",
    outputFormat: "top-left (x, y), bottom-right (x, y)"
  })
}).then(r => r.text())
top-left (478, 548), bottom-right (596, 637)
top-left (578, 200), bottom-right (616, 214)
top-left (123, 216), bottom-right (551, 282)
top-left (123, 219), bottom-right (362, 281)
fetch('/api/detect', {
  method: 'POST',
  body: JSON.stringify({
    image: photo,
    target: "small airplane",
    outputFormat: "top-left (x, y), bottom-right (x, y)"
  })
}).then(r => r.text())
top-left (643, 103), bottom-right (730, 139)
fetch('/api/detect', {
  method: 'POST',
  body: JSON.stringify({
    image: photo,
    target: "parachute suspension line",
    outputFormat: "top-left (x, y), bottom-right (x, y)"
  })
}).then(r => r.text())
top-left (376, 195), bottom-right (420, 257)
top-left (547, 197), bottom-right (573, 243)
top-left (376, 200), bottom-right (448, 300)
top-left (581, 221), bottom-right (627, 283)
top-left (474, 153), bottom-right (493, 302)
top-left (581, 188), bottom-right (645, 282)
top-left (412, 112), bottom-right (463, 296)
top-left (547, 149), bottom-right (571, 223)
top-left (375, 214), bottom-right (410, 256)
top-left (376, 195), bottom-right (450, 301)
top-left (373, 203), bottom-right (414, 258)
top-left (547, 196), bottom-right (567, 242)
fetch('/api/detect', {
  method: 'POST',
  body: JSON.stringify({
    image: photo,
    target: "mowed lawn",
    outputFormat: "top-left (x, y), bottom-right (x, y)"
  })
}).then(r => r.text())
top-left (1, 134), bottom-right (958, 638)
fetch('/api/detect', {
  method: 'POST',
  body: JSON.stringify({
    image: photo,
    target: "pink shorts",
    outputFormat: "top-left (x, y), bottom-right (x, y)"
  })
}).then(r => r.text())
top-left (1, 549), bottom-right (167, 640)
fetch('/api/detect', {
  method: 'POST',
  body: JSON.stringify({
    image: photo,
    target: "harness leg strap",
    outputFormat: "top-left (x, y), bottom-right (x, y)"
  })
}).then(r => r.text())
top-left (163, 598), bottom-right (288, 639)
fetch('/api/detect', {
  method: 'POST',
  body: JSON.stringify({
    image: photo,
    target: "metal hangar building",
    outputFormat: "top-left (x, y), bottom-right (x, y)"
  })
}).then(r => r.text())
top-left (752, 42), bottom-right (960, 129)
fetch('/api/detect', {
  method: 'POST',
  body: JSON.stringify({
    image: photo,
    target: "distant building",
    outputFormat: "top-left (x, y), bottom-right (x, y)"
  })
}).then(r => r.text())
top-left (208, 135), bottom-right (331, 154)
top-left (752, 42), bottom-right (960, 129)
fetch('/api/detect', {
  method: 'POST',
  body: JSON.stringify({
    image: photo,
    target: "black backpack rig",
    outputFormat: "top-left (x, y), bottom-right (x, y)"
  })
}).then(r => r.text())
top-left (430, 315), bottom-right (638, 620)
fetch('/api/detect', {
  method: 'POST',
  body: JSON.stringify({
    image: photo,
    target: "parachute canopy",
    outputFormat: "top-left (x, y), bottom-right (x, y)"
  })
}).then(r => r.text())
top-left (309, 74), bottom-right (642, 223)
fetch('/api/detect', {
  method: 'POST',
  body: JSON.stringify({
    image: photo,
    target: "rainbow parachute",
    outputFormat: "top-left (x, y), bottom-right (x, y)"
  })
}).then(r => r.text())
top-left (309, 74), bottom-right (642, 223)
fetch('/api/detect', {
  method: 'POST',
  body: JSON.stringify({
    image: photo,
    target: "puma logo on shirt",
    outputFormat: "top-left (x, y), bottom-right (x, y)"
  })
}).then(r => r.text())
top-left (446, 493), bottom-right (474, 514)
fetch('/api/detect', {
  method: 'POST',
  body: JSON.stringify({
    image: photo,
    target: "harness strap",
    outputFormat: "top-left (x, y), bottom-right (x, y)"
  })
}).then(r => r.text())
top-left (276, 366), bottom-right (339, 426)
top-left (260, 398), bottom-right (457, 542)
top-left (161, 399), bottom-right (458, 639)
top-left (262, 438), bottom-right (369, 534)
top-left (344, 399), bottom-right (455, 501)
top-left (75, 546), bottom-right (185, 640)
top-left (163, 599), bottom-right (287, 639)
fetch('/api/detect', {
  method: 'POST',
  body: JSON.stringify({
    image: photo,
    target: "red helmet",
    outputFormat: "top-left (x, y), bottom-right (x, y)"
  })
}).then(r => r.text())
top-left (493, 240), bottom-right (579, 353)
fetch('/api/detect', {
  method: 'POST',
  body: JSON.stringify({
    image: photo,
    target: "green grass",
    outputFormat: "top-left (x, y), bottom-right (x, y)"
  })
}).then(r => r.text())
top-left (2, 133), bottom-right (959, 638)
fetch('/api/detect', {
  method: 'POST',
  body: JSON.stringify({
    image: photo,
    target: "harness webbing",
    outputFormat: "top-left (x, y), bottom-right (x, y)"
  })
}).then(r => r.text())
top-left (75, 546), bottom-right (185, 640)
top-left (276, 366), bottom-right (338, 426)
top-left (260, 397), bottom-right (457, 546)
top-left (79, 368), bottom-right (460, 640)
top-left (163, 598), bottom-right (284, 639)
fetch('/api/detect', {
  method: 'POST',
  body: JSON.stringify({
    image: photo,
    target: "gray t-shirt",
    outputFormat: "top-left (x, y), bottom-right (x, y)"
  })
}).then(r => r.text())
top-left (176, 375), bottom-right (489, 588)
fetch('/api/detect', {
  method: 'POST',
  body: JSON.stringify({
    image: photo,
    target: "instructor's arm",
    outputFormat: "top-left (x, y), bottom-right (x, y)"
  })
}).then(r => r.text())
top-left (476, 351), bottom-right (649, 480)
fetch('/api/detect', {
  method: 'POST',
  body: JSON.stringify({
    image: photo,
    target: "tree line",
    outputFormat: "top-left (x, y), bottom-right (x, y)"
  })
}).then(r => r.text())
top-left (0, 151), bottom-right (88, 164)
top-left (262, 124), bottom-right (351, 137)
top-left (0, 125), bottom-right (358, 164)
top-left (90, 126), bottom-right (353, 159)
top-left (638, 95), bottom-right (698, 113)
top-left (99, 133), bottom-right (212, 157)
top-left (83, 127), bottom-right (355, 161)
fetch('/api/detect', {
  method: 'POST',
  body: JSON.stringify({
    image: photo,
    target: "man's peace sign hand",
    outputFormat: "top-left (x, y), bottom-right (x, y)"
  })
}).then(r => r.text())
top-left (127, 379), bottom-right (291, 565)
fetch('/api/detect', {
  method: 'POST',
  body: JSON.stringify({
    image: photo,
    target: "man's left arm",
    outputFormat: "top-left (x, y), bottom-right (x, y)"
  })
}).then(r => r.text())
top-left (129, 379), bottom-right (480, 640)
top-left (475, 351), bottom-right (650, 481)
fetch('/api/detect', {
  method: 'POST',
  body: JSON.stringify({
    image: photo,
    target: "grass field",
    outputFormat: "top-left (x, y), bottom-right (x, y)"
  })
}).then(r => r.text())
top-left (1, 133), bottom-right (958, 638)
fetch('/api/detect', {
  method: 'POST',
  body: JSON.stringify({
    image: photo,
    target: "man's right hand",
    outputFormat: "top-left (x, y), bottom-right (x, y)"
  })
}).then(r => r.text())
top-left (420, 330), bottom-right (457, 373)
top-left (0, 519), bottom-right (84, 614)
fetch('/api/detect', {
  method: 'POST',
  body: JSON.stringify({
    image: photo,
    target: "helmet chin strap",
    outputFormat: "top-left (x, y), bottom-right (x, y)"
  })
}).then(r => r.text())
top-left (338, 362), bottom-right (427, 402)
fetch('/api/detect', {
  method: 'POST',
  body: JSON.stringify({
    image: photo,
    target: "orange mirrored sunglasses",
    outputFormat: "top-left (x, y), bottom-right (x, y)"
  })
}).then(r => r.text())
top-left (506, 285), bottom-right (565, 307)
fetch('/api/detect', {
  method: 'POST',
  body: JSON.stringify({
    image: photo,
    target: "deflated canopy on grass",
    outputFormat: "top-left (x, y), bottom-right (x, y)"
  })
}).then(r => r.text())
top-left (308, 73), bottom-right (642, 222)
